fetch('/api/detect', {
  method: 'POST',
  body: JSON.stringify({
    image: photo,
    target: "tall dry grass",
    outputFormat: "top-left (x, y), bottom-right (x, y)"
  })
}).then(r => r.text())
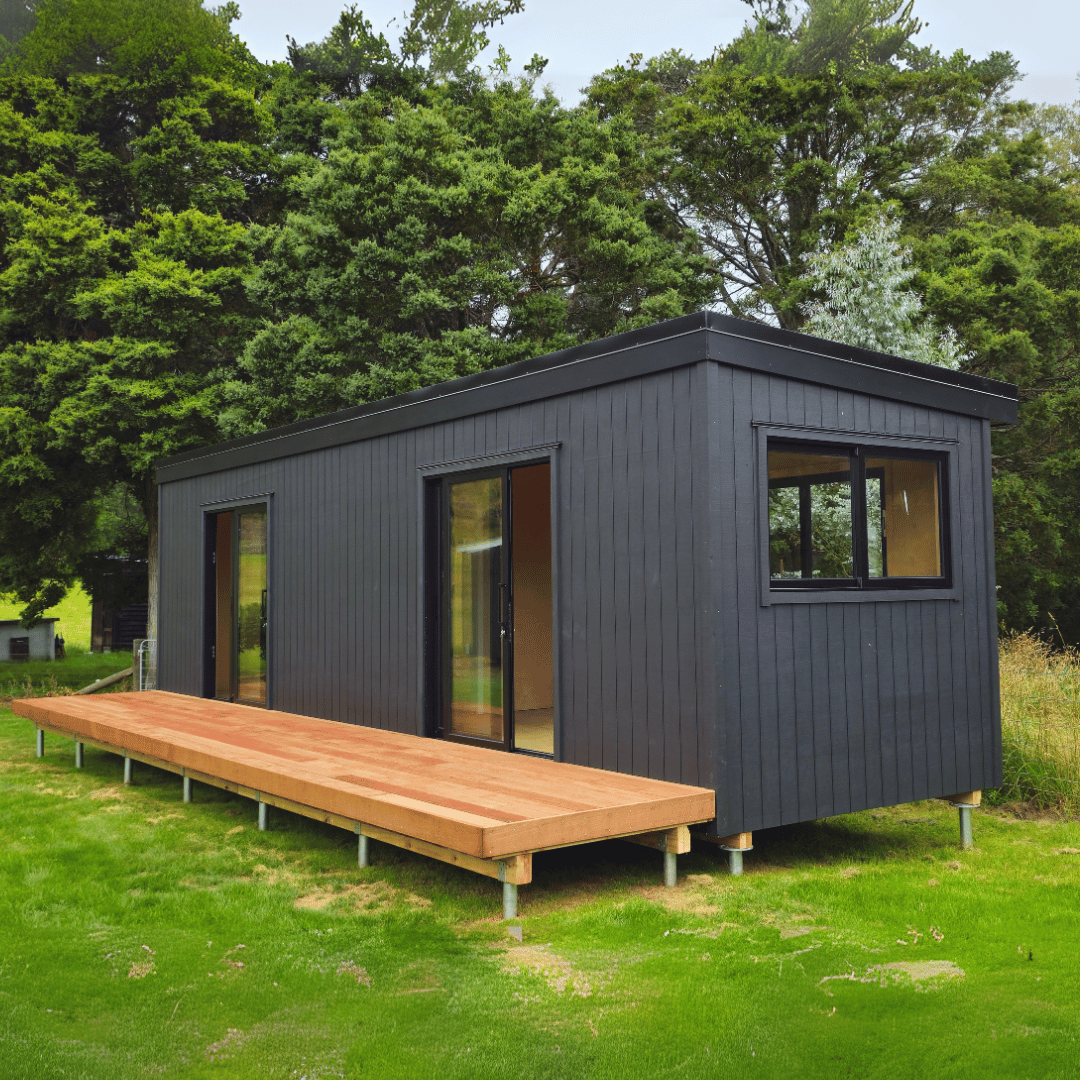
top-left (997, 630), bottom-right (1080, 811)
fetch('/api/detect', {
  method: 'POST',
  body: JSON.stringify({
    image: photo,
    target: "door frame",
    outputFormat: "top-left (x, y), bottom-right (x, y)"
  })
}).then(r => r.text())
top-left (418, 445), bottom-right (560, 758)
top-left (201, 492), bottom-right (274, 707)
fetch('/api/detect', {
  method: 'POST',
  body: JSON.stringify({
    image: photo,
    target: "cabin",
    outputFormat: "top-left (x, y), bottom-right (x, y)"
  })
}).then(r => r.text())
top-left (152, 311), bottom-right (1018, 851)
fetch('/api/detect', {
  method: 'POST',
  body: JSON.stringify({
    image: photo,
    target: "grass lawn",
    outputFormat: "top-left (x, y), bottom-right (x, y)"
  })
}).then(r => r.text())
top-left (1, 708), bottom-right (1077, 1079)
top-left (0, 649), bottom-right (134, 699)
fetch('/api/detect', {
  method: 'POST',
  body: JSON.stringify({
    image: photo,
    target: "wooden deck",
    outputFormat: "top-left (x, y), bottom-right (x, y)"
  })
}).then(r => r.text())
top-left (14, 692), bottom-right (715, 892)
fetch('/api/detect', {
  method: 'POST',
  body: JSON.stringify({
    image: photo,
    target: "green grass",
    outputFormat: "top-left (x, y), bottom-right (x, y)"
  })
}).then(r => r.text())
top-left (0, 583), bottom-right (92, 650)
top-left (1, 706), bottom-right (1078, 1080)
top-left (0, 649), bottom-right (134, 698)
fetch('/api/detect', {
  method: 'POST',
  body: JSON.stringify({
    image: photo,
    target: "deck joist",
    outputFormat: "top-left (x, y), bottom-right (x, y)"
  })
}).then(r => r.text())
top-left (14, 692), bottom-right (714, 882)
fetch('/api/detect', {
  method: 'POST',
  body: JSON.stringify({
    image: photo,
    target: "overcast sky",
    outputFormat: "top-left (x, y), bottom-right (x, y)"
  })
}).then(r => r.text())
top-left (230, 0), bottom-right (1079, 106)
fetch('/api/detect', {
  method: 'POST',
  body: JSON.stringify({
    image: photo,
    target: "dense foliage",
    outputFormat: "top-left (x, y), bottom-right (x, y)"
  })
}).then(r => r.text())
top-left (0, 0), bottom-right (1078, 644)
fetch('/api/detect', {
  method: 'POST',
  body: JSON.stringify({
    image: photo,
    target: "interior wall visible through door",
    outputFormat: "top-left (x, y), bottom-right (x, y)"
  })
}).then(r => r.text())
top-left (208, 504), bottom-right (268, 707)
top-left (510, 463), bottom-right (553, 755)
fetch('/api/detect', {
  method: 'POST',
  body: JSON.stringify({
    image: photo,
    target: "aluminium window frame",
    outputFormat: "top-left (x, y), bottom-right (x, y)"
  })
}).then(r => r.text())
top-left (755, 425), bottom-right (960, 607)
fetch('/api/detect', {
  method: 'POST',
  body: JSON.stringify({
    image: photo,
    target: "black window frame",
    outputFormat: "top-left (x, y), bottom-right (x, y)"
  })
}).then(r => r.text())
top-left (766, 437), bottom-right (951, 593)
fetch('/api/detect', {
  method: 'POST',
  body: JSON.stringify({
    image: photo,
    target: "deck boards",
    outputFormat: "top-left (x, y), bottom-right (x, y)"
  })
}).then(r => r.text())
top-left (14, 692), bottom-right (715, 860)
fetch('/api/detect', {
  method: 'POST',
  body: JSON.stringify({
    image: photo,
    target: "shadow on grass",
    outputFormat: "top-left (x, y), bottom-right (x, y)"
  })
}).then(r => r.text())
top-left (22, 724), bottom-right (973, 924)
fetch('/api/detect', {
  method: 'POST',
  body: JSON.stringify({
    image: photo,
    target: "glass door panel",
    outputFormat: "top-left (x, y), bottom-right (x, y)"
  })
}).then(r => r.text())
top-left (509, 464), bottom-right (553, 755)
top-left (209, 504), bottom-right (268, 706)
top-left (236, 508), bottom-right (268, 705)
top-left (447, 477), bottom-right (504, 744)
top-left (214, 512), bottom-right (233, 699)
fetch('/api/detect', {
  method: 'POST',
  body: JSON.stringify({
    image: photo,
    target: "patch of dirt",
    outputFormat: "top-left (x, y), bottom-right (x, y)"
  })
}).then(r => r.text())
top-left (293, 881), bottom-right (417, 914)
top-left (927, 878), bottom-right (940, 887)
top-left (821, 960), bottom-right (964, 993)
top-left (207, 945), bottom-right (247, 978)
top-left (88, 787), bottom-right (123, 801)
top-left (336, 961), bottom-right (372, 986)
top-left (249, 864), bottom-right (306, 888)
top-left (632, 883), bottom-right (719, 916)
top-left (128, 960), bottom-right (156, 979)
top-left (780, 926), bottom-right (829, 939)
top-left (501, 944), bottom-right (594, 997)
top-left (1054, 847), bottom-right (1080, 856)
top-left (145, 814), bottom-right (182, 825)
top-left (204, 1028), bottom-right (244, 1063)
top-left (945, 861), bottom-right (963, 872)
top-left (683, 873), bottom-right (715, 886)
top-left (881, 961), bottom-right (965, 985)
top-left (226, 825), bottom-right (244, 836)
top-left (840, 866), bottom-right (861, 879)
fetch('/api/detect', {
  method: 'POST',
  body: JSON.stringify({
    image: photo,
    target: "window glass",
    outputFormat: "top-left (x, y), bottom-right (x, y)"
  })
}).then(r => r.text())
top-left (865, 456), bottom-right (941, 578)
top-left (236, 508), bottom-right (268, 704)
top-left (768, 449), bottom-right (854, 580)
top-left (448, 476), bottom-right (504, 743)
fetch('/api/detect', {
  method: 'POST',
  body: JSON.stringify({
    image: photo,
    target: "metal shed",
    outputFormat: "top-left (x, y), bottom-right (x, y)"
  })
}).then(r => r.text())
top-left (155, 311), bottom-right (1018, 846)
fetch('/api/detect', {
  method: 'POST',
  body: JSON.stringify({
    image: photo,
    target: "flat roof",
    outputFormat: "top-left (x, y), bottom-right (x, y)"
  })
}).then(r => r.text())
top-left (158, 311), bottom-right (1019, 484)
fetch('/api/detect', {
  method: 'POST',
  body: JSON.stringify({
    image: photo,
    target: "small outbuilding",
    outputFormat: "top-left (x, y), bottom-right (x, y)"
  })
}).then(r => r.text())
top-left (0, 617), bottom-right (58, 661)
top-left (155, 311), bottom-right (1018, 846)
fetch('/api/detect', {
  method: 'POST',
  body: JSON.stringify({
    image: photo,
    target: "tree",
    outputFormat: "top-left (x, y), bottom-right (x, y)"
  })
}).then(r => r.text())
top-left (0, 0), bottom-right (272, 631)
top-left (914, 213), bottom-right (1080, 639)
top-left (223, 76), bottom-right (715, 433)
top-left (800, 208), bottom-right (966, 366)
top-left (585, 0), bottom-right (1020, 326)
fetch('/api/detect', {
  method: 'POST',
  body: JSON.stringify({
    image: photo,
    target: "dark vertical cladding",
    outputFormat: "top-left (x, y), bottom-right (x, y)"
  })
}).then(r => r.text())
top-left (157, 313), bottom-right (1009, 837)
top-left (712, 370), bottom-right (1003, 834)
top-left (157, 372), bottom-right (716, 790)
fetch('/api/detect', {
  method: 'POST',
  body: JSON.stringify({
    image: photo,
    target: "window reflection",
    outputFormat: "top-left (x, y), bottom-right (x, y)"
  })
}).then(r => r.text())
top-left (768, 450), bottom-right (854, 579)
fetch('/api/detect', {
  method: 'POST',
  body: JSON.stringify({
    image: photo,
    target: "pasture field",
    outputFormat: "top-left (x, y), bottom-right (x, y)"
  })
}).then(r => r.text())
top-left (0, 585), bottom-right (93, 651)
top-left (1, 705), bottom-right (1077, 1080)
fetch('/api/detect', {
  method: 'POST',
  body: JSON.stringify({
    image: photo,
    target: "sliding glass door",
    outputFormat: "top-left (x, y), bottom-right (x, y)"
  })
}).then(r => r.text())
top-left (208, 504), bottom-right (267, 706)
top-left (442, 464), bottom-right (553, 755)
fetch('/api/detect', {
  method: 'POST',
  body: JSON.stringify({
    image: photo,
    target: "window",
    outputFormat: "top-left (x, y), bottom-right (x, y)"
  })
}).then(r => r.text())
top-left (768, 440), bottom-right (947, 590)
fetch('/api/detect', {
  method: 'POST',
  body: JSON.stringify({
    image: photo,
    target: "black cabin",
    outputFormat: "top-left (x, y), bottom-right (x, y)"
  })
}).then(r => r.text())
top-left (155, 312), bottom-right (1018, 839)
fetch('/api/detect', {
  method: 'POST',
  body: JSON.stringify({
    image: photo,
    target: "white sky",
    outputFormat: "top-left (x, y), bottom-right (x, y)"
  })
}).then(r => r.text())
top-left (232, 0), bottom-right (1080, 106)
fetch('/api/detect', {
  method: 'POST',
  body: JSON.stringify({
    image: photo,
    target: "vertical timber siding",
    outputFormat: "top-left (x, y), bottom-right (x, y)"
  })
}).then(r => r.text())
top-left (158, 348), bottom-right (1002, 835)
top-left (710, 364), bottom-right (1002, 835)
top-left (158, 365), bottom-right (717, 793)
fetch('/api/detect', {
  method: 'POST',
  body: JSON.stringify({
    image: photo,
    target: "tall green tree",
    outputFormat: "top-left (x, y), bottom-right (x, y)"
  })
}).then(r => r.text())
top-left (908, 137), bottom-right (1080, 638)
top-left (225, 74), bottom-right (715, 432)
top-left (0, 0), bottom-right (272, 631)
top-left (586, 0), bottom-right (1019, 326)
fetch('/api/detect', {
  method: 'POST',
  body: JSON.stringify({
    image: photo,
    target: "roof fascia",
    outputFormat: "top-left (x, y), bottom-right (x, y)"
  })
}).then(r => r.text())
top-left (158, 315), bottom-right (1018, 484)
top-left (157, 324), bottom-right (711, 483)
top-left (707, 327), bottom-right (1018, 425)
